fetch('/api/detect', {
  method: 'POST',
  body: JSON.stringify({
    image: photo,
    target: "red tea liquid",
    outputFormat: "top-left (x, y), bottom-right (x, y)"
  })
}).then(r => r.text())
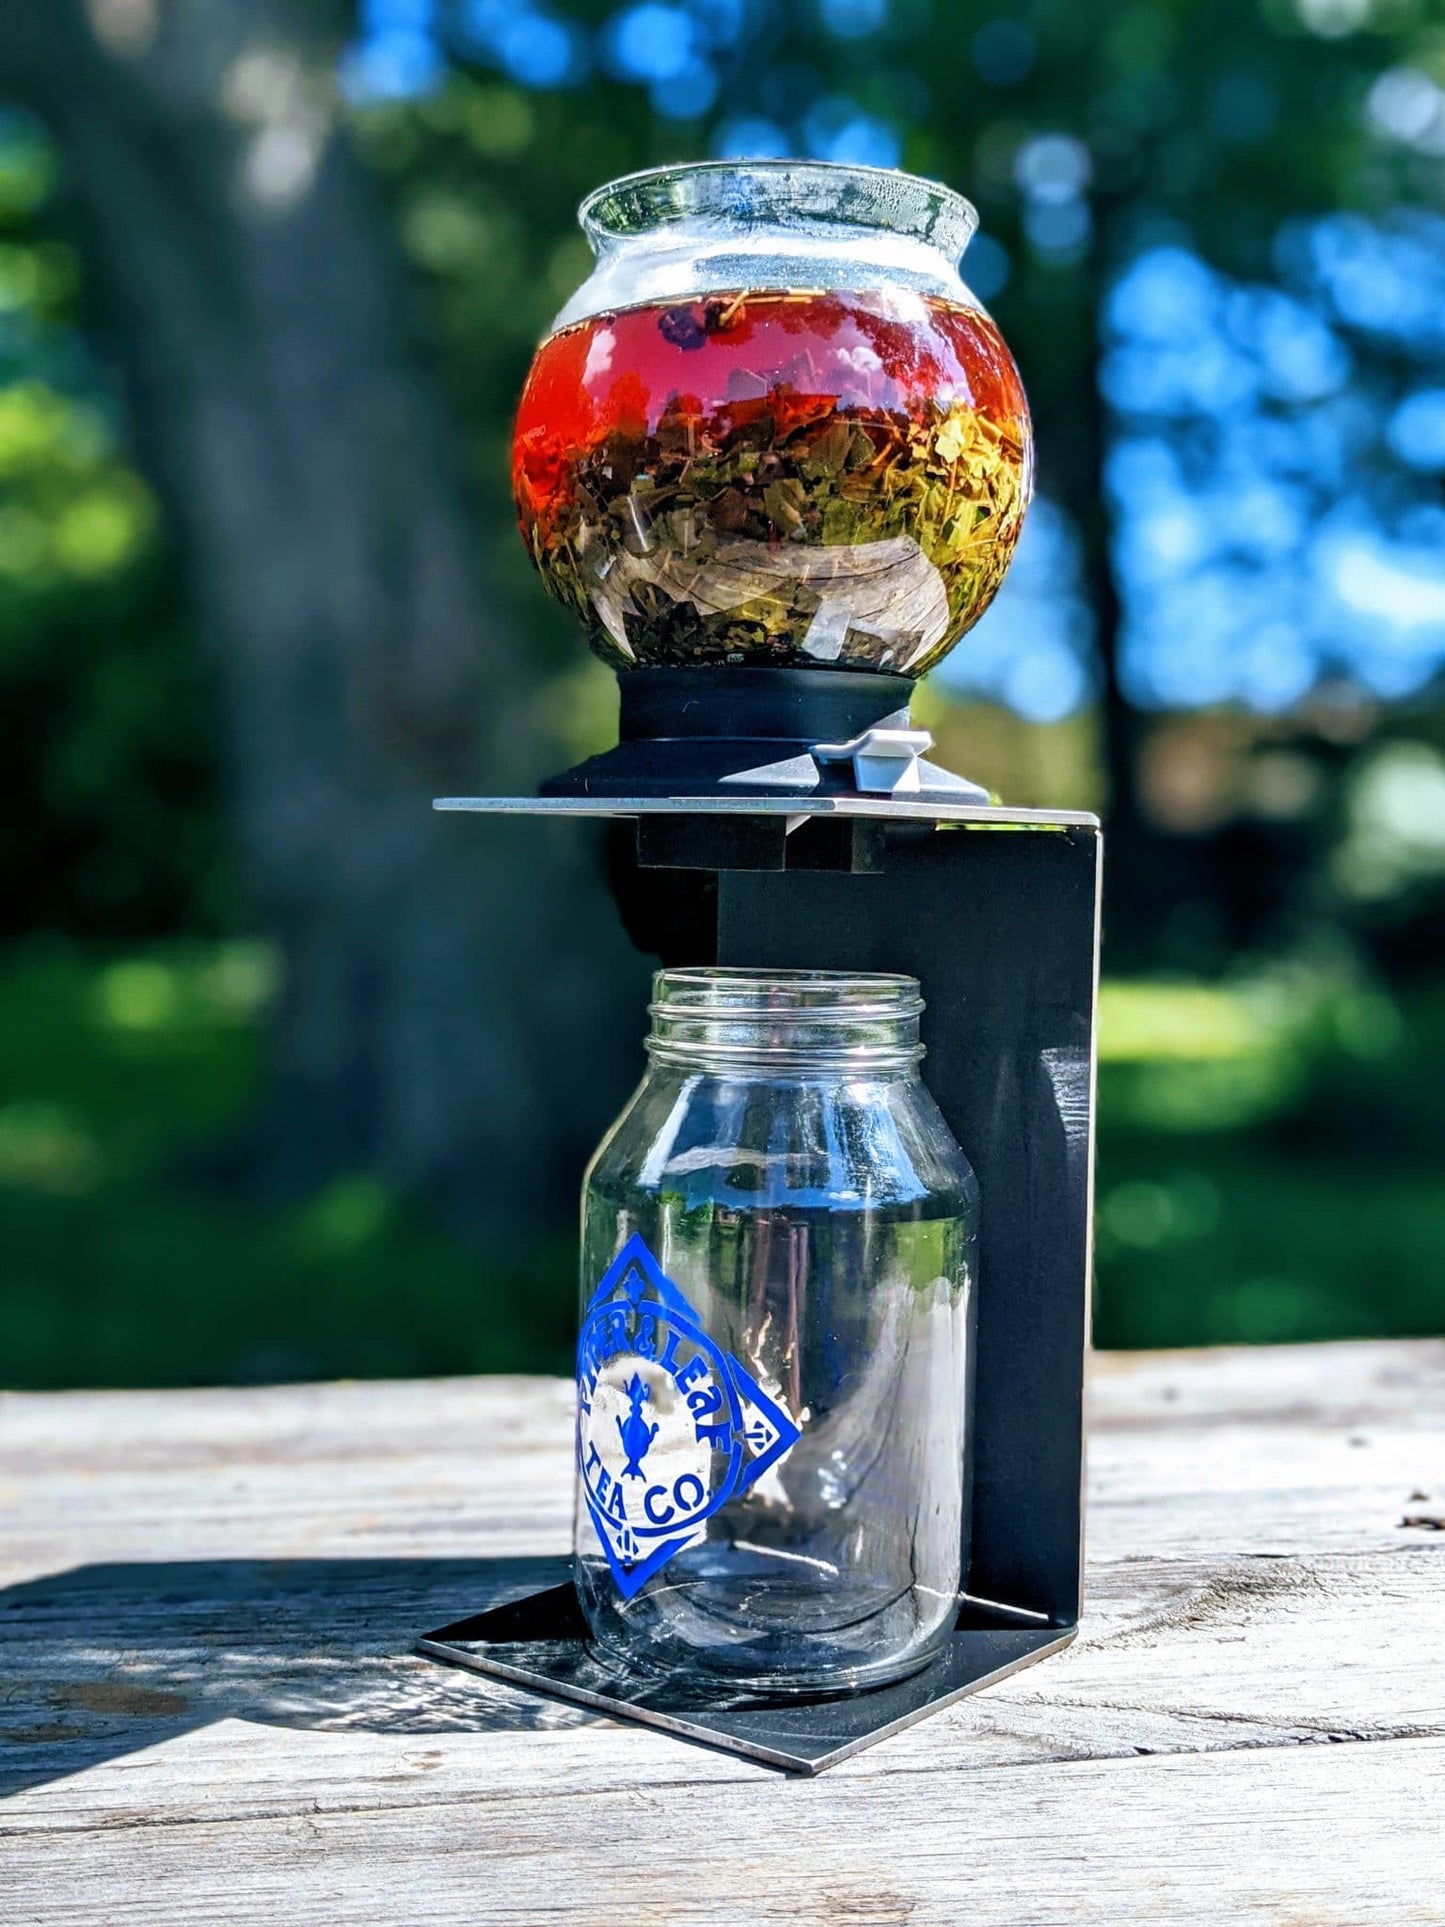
top-left (513, 289), bottom-right (1031, 672)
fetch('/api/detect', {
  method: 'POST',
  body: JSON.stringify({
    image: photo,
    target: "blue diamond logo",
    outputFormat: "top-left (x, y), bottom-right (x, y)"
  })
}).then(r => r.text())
top-left (576, 1234), bottom-right (802, 1599)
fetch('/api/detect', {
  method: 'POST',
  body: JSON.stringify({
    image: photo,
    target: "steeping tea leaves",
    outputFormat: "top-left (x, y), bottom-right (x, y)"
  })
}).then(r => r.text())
top-left (513, 290), bottom-right (1032, 674)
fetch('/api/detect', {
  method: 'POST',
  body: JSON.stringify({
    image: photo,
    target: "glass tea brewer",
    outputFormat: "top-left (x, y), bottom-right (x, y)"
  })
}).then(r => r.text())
top-left (512, 170), bottom-right (1031, 678)
top-left (420, 161), bottom-right (1101, 1774)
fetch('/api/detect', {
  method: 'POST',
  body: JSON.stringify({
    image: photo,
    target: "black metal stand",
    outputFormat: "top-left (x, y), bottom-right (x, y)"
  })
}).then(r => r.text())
top-left (420, 791), bottom-right (1101, 1772)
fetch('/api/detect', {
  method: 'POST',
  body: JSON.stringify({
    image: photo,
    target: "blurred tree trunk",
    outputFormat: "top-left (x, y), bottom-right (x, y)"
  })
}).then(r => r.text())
top-left (1044, 194), bottom-right (1156, 959)
top-left (0, 0), bottom-right (642, 1233)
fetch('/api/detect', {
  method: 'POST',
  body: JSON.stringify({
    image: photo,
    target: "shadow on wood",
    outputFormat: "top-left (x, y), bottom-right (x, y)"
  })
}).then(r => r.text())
top-left (0, 1555), bottom-right (584, 1797)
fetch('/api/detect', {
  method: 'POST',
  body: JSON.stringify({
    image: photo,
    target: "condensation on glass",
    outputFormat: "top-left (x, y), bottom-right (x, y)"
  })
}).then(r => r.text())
top-left (574, 968), bottom-right (978, 1697)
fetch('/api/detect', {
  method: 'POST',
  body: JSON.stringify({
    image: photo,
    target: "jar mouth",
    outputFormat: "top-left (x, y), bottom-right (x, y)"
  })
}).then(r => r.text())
top-left (579, 161), bottom-right (979, 267)
top-left (648, 966), bottom-right (925, 1073)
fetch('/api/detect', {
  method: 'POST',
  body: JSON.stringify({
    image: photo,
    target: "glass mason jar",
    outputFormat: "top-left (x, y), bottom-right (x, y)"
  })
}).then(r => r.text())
top-left (513, 160), bottom-right (1032, 678)
top-left (575, 969), bottom-right (978, 1697)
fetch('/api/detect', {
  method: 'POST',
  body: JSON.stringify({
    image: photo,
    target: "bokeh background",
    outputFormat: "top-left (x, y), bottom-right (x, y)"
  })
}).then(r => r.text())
top-left (0, 0), bottom-right (1442, 1388)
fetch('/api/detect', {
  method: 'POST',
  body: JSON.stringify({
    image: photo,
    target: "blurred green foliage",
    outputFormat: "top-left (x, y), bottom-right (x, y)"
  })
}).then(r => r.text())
top-left (1, 4), bottom-right (1443, 1382)
top-left (1095, 969), bottom-right (1445, 1344)
top-left (0, 944), bottom-right (575, 1385)
top-left (0, 942), bottom-right (1438, 1388)
top-left (0, 109), bottom-right (231, 941)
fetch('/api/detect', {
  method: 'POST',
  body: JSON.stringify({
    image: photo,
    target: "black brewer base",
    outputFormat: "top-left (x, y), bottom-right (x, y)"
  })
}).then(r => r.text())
top-left (542, 666), bottom-right (915, 798)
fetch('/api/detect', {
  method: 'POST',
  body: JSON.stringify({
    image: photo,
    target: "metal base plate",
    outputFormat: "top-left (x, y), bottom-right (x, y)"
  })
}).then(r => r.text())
top-left (418, 1583), bottom-right (1074, 1775)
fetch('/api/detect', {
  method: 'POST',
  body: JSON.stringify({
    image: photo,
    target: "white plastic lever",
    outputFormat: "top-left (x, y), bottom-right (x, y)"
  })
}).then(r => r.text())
top-left (811, 726), bottom-right (936, 795)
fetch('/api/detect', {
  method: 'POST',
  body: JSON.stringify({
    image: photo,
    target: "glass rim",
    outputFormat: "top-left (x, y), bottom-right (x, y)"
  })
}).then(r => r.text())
top-left (578, 160), bottom-right (979, 263)
top-left (648, 966), bottom-right (926, 1070)
top-left (652, 965), bottom-right (922, 1006)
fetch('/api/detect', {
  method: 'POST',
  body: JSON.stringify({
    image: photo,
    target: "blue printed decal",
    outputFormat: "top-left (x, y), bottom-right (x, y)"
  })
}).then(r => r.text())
top-left (576, 1234), bottom-right (802, 1599)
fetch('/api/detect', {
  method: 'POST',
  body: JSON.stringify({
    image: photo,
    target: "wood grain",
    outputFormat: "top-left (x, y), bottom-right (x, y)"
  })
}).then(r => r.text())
top-left (1, 1341), bottom-right (1443, 1923)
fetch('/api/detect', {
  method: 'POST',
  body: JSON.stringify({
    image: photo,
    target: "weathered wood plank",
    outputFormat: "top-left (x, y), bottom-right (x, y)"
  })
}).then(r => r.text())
top-left (3, 1344), bottom-right (1439, 1582)
top-left (1, 1341), bottom-right (1442, 1923)
top-left (2, 1736), bottom-right (1442, 1925)
top-left (1, 1544), bottom-right (1438, 1819)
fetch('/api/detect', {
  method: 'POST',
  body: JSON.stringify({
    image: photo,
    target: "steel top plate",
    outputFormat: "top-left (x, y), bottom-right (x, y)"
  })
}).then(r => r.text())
top-left (434, 795), bottom-right (1100, 829)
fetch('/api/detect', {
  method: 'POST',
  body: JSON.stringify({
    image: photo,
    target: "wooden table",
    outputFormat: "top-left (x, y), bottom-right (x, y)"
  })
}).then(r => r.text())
top-left (2, 1340), bottom-right (1442, 1923)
